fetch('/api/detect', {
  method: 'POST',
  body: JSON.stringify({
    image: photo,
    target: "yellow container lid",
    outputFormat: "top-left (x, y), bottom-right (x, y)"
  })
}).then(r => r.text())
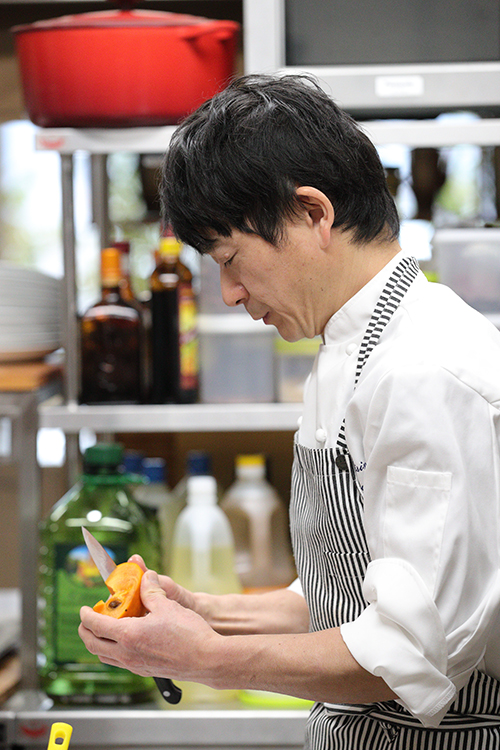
top-left (275, 337), bottom-right (321, 356)
top-left (159, 236), bottom-right (182, 258)
top-left (236, 453), bottom-right (265, 469)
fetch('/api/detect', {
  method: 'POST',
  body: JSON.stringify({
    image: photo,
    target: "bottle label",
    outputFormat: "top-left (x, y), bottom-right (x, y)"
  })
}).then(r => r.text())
top-left (52, 542), bottom-right (127, 664)
top-left (178, 283), bottom-right (199, 391)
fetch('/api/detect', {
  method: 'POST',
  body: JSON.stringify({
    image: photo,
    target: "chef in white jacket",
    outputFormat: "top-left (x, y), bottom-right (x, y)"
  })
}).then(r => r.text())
top-left (79, 74), bottom-right (500, 749)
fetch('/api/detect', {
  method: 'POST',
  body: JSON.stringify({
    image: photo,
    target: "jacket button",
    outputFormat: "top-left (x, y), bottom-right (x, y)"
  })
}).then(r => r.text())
top-left (315, 428), bottom-right (327, 443)
top-left (346, 342), bottom-right (357, 355)
top-left (335, 454), bottom-right (349, 471)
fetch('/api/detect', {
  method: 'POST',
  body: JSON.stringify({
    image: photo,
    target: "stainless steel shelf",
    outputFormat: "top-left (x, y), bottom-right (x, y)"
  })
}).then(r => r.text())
top-left (35, 118), bottom-right (500, 154)
top-left (363, 117), bottom-right (500, 147)
top-left (39, 401), bottom-right (303, 433)
top-left (35, 127), bottom-right (177, 155)
top-left (1, 703), bottom-right (308, 749)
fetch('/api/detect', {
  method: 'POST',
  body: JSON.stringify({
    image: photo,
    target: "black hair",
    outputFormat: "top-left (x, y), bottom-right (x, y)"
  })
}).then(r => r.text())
top-left (160, 74), bottom-right (400, 253)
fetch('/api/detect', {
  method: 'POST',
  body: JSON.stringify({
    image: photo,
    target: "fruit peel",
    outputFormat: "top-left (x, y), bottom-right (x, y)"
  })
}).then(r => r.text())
top-left (93, 561), bottom-right (146, 618)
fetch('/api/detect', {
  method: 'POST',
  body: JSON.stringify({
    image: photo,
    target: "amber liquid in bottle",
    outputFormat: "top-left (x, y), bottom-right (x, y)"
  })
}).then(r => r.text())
top-left (150, 236), bottom-right (198, 404)
top-left (80, 246), bottom-right (143, 404)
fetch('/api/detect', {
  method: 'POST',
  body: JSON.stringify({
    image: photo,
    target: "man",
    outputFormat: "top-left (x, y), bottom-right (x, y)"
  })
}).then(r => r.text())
top-left (80, 75), bottom-right (500, 748)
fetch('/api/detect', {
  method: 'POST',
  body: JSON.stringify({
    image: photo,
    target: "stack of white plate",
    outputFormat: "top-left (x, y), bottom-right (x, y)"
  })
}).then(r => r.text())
top-left (0, 262), bottom-right (62, 362)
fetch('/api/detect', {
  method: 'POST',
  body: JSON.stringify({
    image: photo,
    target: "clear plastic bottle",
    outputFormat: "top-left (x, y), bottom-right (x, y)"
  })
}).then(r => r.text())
top-left (170, 475), bottom-right (241, 704)
top-left (170, 450), bottom-right (221, 508)
top-left (159, 450), bottom-right (220, 577)
top-left (221, 454), bottom-right (296, 593)
top-left (140, 457), bottom-right (177, 576)
top-left (38, 443), bottom-right (155, 704)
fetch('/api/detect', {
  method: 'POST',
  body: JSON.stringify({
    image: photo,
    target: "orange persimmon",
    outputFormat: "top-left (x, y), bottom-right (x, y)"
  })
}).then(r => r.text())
top-left (93, 561), bottom-right (146, 618)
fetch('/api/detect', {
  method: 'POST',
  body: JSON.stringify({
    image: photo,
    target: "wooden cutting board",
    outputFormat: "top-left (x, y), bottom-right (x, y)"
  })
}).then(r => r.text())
top-left (0, 362), bottom-right (62, 392)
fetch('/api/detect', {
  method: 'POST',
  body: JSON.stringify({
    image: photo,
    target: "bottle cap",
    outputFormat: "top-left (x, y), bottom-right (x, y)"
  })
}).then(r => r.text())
top-left (187, 475), bottom-right (217, 505)
top-left (235, 454), bottom-right (266, 479)
top-left (122, 450), bottom-right (144, 474)
top-left (113, 241), bottom-right (130, 254)
top-left (100, 247), bottom-right (122, 287)
top-left (187, 450), bottom-right (212, 476)
top-left (236, 454), bottom-right (265, 468)
top-left (84, 443), bottom-right (123, 467)
top-left (159, 236), bottom-right (182, 259)
top-left (142, 457), bottom-right (166, 484)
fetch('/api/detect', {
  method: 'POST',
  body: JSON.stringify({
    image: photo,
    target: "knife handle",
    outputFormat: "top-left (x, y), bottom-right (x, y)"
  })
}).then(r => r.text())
top-left (154, 676), bottom-right (182, 704)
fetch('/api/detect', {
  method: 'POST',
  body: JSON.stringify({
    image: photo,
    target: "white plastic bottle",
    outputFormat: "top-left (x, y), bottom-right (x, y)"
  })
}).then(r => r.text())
top-left (142, 458), bottom-right (184, 576)
top-left (221, 455), bottom-right (310, 710)
top-left (170, 475), bottom-right (241, 704)
top-left (170, 450), bottom-right (222, 507)
top-left (221, 454), bottom-right (296, 593)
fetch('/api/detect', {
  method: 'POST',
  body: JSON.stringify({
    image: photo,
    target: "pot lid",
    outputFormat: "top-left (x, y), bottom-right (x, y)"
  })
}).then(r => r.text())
top-left (12, 9), bottom-right (239, 33)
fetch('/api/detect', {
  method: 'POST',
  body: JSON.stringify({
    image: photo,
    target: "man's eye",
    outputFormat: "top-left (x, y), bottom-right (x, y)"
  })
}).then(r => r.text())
top-left (224, 256), bottom-right (234, 268)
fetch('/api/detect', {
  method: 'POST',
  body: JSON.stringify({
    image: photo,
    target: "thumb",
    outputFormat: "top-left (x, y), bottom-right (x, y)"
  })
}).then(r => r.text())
top-left (141, 570), bottom-right (167, 609)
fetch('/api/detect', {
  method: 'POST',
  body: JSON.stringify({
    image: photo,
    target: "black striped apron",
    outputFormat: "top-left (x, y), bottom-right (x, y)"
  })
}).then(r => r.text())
top-left (290, 256), bottom-right (500, 749)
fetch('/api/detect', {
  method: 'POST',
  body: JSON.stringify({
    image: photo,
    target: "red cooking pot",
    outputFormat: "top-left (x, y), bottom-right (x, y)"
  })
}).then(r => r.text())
top-left (12, 9), bottom-right (239, 128)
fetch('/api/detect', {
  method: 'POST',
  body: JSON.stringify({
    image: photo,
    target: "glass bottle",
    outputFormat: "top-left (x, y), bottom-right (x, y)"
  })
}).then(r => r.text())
top-left (112, 241), bottom-right (136, 306)
top-left (150, 234), bottom-right (199, 404)
top-left (80, 246), bottom-right (143, 404)
top-left (38, 443), bottom-right (154, 704)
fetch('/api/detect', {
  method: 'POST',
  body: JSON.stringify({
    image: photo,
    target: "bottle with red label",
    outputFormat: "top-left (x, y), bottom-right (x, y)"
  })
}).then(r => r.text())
top-left (150, 233), bottom-right (199, 403)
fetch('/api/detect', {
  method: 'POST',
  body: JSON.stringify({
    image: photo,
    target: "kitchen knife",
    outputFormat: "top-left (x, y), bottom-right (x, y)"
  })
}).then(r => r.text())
top-left (82, 527), bottom-right (182, 704)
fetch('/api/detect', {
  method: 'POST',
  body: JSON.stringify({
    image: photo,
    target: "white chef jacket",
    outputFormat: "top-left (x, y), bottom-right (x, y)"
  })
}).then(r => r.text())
top-left (291, 250), bottom-right (500, 726)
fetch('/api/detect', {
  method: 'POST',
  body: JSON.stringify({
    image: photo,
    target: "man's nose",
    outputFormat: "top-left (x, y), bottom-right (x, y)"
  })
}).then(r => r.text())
top-left (220, 269), bottom-right (248, 307)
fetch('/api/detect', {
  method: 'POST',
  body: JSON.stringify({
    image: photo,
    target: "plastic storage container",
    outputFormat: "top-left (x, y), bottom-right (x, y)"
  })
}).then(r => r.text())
top-left (432, 227), bottom-right (500, 315)
top-left (198, 314), bottom-right (276, 403)
top-left (275, 337), bottom-right (321, 402)
top-left (220, 454), bottom-right (296, 593)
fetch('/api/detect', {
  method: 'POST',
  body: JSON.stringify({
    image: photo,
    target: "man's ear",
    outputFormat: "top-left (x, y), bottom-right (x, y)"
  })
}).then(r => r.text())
top-left (295, 186), bottom-right (334, 248)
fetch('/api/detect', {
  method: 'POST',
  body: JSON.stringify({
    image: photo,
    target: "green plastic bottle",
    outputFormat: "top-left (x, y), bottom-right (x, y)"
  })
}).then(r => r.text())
top-left (38, 443), bottom-right (154, 704)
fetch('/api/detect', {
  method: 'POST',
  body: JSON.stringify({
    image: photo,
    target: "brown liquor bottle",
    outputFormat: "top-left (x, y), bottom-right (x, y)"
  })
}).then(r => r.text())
top-left (113, 240), bottom-right (136, 306)
top-left (80, 247), bottom-right (143, 404)
top-left (150, 235), bottom-right (199, 404)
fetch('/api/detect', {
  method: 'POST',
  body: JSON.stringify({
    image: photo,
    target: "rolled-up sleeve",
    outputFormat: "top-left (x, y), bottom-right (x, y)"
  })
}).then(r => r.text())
top-left (340, 361), bottom-right (500, 725)
top-left (341, 559), bottom-right (456, 726)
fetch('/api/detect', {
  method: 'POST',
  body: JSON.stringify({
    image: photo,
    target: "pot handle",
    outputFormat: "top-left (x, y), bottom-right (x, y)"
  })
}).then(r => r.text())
top-left (176, 21), bottom-right (238, 43)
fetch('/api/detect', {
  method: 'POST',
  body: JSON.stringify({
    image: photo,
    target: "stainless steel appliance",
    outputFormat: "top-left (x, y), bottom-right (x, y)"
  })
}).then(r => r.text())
top-left (244, 0), bottom-right (500, 118)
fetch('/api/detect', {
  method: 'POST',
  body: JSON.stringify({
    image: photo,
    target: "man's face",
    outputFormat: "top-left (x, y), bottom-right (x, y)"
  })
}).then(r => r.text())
top-left (208, 222), bottom-right (329, 342)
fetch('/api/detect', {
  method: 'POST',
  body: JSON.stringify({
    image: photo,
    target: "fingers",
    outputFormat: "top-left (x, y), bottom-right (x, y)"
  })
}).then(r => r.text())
top-left (79, 606), bottom-right (120, 641)
top-left (128, 553), bottom-right (147, 571)
top-left (140, 570), bottom-right (169, 613)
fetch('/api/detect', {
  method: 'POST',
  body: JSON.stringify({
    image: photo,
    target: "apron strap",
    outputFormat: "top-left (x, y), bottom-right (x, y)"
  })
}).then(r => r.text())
top-left (337, 256), bottom-right (420, 450)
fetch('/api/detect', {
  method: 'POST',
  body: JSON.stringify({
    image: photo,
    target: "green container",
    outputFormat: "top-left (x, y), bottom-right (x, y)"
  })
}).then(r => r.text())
top-left (38, 443), bottom-right (155, 704)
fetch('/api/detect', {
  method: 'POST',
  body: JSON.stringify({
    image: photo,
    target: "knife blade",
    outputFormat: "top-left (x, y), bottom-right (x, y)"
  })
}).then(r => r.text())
top-left (81, 527), bottom-right (182, 705)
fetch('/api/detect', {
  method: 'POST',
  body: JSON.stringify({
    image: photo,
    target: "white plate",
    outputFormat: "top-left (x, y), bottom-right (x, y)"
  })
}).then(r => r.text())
top-left (0, 335), bottom-right (61, 348)
top-left (0, 316), bottom-right (61, 329)
top-left (0, 347), bottom-right (60, 363)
